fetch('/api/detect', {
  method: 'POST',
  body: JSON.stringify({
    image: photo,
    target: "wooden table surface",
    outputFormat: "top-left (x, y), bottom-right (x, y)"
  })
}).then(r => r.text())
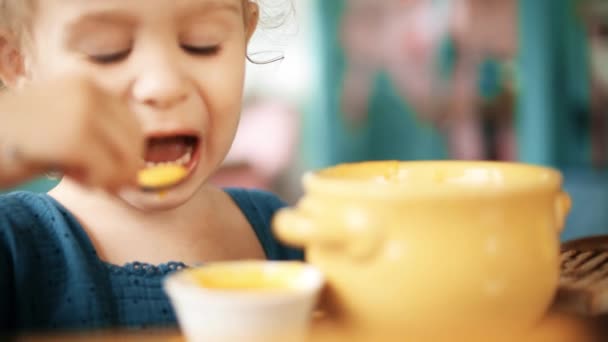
top-left (9, 312), bottom-right (608, 342)
top-left (12, 329), bottom-right (183, 342)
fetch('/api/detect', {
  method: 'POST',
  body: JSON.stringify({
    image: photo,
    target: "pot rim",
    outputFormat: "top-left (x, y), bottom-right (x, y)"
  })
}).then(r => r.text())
top-left (303, 160), bottom-right (563, 200)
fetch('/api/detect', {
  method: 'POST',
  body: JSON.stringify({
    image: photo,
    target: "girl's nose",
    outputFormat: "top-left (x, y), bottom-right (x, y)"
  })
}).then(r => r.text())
top-left (131, 56), bottom-right (190, 110)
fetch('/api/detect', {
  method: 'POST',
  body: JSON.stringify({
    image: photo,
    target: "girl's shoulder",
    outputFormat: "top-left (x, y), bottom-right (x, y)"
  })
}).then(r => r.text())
top-left (223, 188), bottom-right (303, 261)
top-left (224, 187), bottom-right (286, 213)
top-left (0, 191), bottom-right (94, 266)
top-left (0, 191), bottom-right (65, 233)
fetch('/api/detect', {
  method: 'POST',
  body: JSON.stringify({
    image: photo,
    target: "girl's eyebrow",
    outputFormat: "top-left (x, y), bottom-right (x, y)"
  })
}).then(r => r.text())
top-left (63, 12), bottom-right (135, 49)
top-left (66, 11), bottom-right (137, 32)
top-left (63, 11), bottom-right (136, 48)
top-left (64, 0), bottom-right (241, 32)
top-left (179, 0), bottom-right (242, 20)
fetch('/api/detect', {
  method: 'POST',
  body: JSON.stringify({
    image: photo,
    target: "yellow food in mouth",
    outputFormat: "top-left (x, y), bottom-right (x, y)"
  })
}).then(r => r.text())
top-left (138, 165), bottom-right (188, 190)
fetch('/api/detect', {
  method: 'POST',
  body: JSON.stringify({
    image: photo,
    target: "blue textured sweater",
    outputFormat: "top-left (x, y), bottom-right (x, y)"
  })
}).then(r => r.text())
top-left (0, 189), bottom-right (302, 332)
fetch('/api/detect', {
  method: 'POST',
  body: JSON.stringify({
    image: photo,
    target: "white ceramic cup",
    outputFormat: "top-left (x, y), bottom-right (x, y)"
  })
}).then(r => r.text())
top-left (164, 261), bottom-right (325, 342)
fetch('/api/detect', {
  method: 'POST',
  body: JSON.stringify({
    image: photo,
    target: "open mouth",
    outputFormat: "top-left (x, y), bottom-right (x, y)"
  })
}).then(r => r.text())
top-left (141, 134), bottom-right (200, 188)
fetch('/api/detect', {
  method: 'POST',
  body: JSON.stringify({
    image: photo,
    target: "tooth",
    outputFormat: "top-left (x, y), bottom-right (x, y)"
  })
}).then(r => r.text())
top-left (143, 149), bottom-right (193, 168)
top-left (177, 154), bottom-right (187, 165)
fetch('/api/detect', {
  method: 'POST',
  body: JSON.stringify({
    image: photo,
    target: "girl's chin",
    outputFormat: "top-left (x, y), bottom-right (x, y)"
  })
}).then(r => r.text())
top-left (117, 185), bottom-right (198, 211)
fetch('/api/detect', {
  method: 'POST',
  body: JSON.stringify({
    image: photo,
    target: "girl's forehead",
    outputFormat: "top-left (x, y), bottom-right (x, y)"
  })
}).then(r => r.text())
top-left (32, 0), bottom-right (248, 30)
top-left (41, 0), bottom-right (245, 17)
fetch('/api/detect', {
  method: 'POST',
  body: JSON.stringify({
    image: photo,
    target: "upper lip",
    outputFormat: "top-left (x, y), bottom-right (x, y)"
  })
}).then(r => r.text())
top-left (144, 130), bottom-right (201, 139)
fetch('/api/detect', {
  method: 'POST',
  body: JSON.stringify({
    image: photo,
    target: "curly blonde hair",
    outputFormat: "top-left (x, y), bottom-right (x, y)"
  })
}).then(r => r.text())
top-left (0, 0), bottom-right (34, 39)
top-left (0, 0), bottom-right (292, 38)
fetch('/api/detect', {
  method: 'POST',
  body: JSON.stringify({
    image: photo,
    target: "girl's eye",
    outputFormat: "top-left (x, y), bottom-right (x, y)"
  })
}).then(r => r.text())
top-left (181, 45), bottom-right (221, 56)
top-left (88, 50), bottom-right (131, 64)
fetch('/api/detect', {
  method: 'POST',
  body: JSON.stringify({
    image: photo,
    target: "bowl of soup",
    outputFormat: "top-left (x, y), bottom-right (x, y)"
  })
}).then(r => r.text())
top-left (274, 160), bottom-right (571, 339)
top-left (164, 261), bottom-right (324, 342)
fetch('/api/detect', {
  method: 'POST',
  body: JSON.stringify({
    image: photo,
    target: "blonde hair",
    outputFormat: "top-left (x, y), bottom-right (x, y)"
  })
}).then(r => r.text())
top-left (0, 1), bottom-right (291, 37)
top-left (0, 0), bottom-right (34, 42)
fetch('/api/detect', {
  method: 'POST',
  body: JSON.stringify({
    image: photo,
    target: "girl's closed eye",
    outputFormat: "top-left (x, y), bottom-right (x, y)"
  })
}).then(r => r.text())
top-left (180, 20), bottom-right (231, 58)
top-left (181, 44), bottom-right (221, 56)
top-left (88, 49), bottom-right (132, 64)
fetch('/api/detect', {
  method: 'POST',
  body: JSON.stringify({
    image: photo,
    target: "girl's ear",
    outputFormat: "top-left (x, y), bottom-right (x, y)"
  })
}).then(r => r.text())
top-left (0, 32), bottom-right (25, 88)
top-left (245, 1), bottom-right (259, 43)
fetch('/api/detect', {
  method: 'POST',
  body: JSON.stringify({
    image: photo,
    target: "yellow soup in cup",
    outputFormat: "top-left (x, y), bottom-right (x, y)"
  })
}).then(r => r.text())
top-left (189, 262), bottom-right (313, 292)
top-left (164, 261), bottom-right (324, 342)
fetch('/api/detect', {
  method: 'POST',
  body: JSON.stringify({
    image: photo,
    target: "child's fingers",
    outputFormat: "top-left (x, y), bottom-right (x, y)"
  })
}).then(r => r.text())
top-left (96, 108), bottom-right (144, 182)
top-left (7, 76), bottom-right (145, 190)
top-left (79, 83), bottom-right (144, 188)
top-left (69, 141), bottom-right (130, 189)
top-left (44, 126), bottom-right (131, 189)
top-left (90, 128), bottom-right (136, 184)
top-left (85, 143), bottom-right (134, 189)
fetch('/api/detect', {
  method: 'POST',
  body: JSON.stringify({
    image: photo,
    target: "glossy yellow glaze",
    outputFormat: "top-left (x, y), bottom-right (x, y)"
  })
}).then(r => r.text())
top-left (274, 161), bottom-right (571, 337)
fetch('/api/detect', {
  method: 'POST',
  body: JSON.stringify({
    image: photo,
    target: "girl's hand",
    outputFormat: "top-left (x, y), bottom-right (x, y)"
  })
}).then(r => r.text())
top-left (0, 76), bottom-right (144, 191)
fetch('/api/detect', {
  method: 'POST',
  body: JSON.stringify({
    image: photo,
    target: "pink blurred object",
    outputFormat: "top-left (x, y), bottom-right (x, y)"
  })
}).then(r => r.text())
top-left (340, 0), bottom-right (450, 124)
top-left (210, 100), bottom-right (299, 190)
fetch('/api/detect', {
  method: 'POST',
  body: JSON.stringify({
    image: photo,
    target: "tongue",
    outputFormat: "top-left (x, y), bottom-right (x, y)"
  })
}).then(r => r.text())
top-left (145, 137), bottom-right (190, 163)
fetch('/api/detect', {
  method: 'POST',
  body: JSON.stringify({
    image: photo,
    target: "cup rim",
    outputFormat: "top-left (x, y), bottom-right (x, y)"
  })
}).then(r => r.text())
top-left (304, 160), bottom-right (563, 199)
top-left (163, 260), bottom-right (325, 300)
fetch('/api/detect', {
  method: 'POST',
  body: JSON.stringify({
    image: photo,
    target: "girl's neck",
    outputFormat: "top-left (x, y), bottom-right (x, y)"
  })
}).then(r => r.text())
top-left (48, 179), bottom-right (265, 266)
top-left (48, 179), bottom-right (215, 229)
top-left (47, 179), bottom-right (235, 266)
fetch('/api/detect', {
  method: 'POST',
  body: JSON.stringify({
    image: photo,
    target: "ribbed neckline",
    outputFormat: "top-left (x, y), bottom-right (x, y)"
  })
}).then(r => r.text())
top-left (103, 261), bottom-right (188, 276)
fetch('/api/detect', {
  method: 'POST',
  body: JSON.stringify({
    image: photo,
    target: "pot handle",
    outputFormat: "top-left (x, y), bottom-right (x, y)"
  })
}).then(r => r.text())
top-left (273, 208), bottom-right (344, 247)
top-left (555, 191), bottom-right (572, 233)
top-left (273, 208), bottom-right (382, 260)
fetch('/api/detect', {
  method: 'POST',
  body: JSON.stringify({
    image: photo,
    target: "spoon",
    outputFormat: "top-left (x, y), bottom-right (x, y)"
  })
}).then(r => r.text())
top-left (137, 164), bottom-right (188, 192)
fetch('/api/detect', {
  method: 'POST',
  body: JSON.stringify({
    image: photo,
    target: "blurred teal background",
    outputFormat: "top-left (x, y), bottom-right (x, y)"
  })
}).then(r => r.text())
top-left (299, 0), bottom-right (608, 242)
top-left (7, 178), bottom-right (57, 194)
top-left (4, 0), bottom-right (608, 243)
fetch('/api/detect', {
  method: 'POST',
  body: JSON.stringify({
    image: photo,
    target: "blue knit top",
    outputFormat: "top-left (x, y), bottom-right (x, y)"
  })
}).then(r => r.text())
top-left (0, 189), bottom-right (302, 332)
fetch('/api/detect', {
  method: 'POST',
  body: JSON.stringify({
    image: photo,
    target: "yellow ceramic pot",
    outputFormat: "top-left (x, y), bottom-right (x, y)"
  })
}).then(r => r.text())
top-left (273, 161), bottom-right (571, 338)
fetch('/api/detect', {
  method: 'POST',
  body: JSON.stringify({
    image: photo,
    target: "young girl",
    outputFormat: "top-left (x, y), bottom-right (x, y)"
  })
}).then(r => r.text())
top-left (0, 0), bottom-right (302, 332)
